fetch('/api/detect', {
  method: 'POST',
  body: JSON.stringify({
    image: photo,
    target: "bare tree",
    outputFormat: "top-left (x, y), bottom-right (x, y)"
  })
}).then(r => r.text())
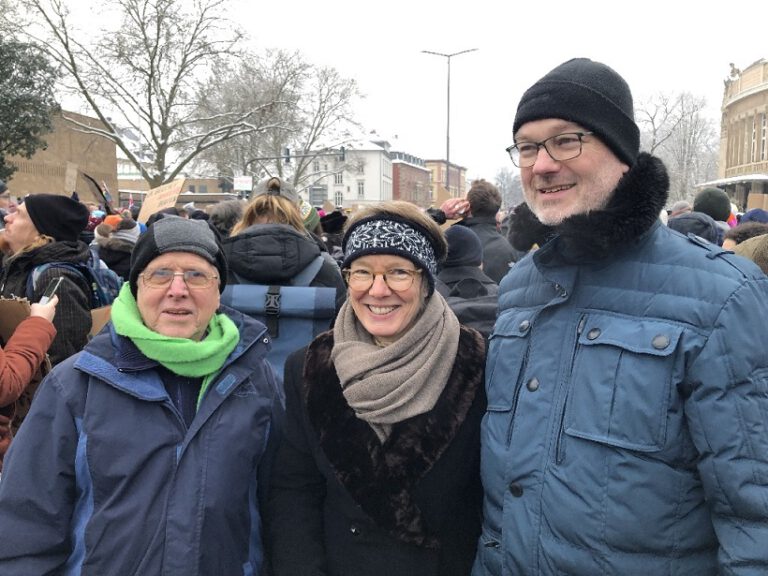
top-left (194, 49), bottom-right (361, 197)
top-left (21, 0), bottom-right (290, 188)
top-left (495, 166), bottom-right (523, 210)
top-left (636, 91), bottom-right (719, 203)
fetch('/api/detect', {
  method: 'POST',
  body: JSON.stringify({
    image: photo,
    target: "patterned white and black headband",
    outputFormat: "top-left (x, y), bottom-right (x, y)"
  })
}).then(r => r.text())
top-left (342, 217), bottom-right (438, 276)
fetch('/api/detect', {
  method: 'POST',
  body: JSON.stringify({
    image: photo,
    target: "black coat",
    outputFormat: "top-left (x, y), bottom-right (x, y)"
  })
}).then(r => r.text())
top-left (222, 223), bottom-right (346, 312)
top-left (0, 241), bottom-right (92, 366)
top-left (267, 327), bottom-right (486, 576)
top-left (457, 217), bottom-right (517, 283)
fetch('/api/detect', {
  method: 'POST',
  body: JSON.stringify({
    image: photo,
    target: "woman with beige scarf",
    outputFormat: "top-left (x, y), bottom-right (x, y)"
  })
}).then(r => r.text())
top-left (267, 201), bottom-right (487, 576)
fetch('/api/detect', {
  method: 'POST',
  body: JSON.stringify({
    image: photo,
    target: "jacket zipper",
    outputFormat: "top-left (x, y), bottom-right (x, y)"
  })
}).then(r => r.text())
top-left (555, 314), bottom-right (586, 463)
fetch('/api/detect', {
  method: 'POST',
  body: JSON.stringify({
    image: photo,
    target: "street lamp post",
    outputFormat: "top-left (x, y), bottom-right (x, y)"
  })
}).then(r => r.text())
top-left (422, 48), bottom-right (478, 198)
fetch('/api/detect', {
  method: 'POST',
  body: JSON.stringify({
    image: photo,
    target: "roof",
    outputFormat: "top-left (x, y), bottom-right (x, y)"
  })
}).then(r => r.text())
top-left (696, 173), bottom-right (768, 188)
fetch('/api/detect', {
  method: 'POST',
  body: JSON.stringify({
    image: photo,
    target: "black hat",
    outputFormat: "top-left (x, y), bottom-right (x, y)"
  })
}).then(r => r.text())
top-left (24, 193), bottom-right (89, 242)
top-left (0, 180), bottom-right (7, 194)
top-left (444, 225), bottom-right (483, 268)
top-left (320, 210), bottom-right (347, 233)
top-left (693, 187), bottom-right (731, 222)
top-left (513, 58), bottom-right (640, 166)
top-left (129, 216), bottom-right (228, 296)
top-left (667, 211), bottom-right (721, 245)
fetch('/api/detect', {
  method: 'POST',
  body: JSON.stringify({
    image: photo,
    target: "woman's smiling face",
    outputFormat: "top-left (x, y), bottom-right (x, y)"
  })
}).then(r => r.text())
top-left (347, 254), bottom-right (426, 346)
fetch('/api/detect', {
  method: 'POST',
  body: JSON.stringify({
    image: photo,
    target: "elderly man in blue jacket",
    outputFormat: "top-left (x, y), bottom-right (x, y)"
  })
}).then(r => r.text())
top-left (473, 58), bottom-right (768, 576)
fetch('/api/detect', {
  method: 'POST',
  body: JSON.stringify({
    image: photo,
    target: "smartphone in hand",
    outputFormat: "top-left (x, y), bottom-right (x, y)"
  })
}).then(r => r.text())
top-left (39, 277), bottom-right (64, 305)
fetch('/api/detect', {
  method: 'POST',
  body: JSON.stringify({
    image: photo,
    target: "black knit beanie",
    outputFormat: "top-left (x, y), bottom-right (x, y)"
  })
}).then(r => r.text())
top-left (693, 187), bottom-right (731, 222)
top-left (513, 58), bottom-right (640, 167)
top-left (129, 216), bottom-right (228, 296)
top-left (24, 193), bottom-right (89, 242)
top-left (444, 225), bottom-right (483, 268)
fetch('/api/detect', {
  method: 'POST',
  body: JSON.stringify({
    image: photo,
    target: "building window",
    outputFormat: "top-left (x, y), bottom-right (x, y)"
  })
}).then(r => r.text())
top-left (761, 113), bottom-right (767, 161)
top-left (751, 115), bottom-right (758, 163)
top-left (334, 190), bottom-right (344, 207)
top-left (199, 184), bottom-right (208, 194)
top-left (357, 180), bottom-right (365, 199)
top-left (335, 172), bottom-right (343, 185)
top-left (357, 163), bottom-right (365, 175)
top-left (188, 185), bottom-right (195, 193)
top-left (313, 161), bottom-right (320, 173)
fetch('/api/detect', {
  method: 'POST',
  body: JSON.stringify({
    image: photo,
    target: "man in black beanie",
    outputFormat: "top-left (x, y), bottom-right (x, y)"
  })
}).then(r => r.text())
top-left (475, 58), bottom-right (768, 576)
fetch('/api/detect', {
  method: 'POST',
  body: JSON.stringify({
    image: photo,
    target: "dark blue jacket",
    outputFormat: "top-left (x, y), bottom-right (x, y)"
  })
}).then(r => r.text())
top-left (0, 306), bottom-right (283, 576)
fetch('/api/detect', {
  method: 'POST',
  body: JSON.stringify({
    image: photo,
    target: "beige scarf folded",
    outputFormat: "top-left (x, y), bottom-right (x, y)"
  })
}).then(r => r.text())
top-left (332, 292), bottom-right (460, 442)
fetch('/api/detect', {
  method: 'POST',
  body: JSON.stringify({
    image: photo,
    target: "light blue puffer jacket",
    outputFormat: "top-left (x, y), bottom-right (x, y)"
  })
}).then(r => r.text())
top-left (474, 222), bottom-right (768, 576)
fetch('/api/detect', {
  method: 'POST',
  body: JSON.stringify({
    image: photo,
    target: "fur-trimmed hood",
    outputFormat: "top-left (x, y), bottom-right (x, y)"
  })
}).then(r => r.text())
top-left (303, 326), bottom-right (485, 548)
top-left (509, 152), bottom-right (669, 261)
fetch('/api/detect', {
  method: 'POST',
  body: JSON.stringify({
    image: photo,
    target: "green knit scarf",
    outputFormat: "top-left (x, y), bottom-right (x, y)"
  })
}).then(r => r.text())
top-left (110, 283), bottom-right (240, 409)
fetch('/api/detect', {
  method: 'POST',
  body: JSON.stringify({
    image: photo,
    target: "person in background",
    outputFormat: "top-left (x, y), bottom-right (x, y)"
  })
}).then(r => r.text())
top-left (268, 201), bottom-right (486, 576)
top-left (0, 180), bottom-right (17, 229)
top-left (437, 225), bottom-right (499, 341)
top-left (739, 207), bottom-right (768, 225)
top-left (224, 177), bottom-right (345, 310)
top-left (0, 216), bottom-right (283, 574)
top-left (666, 210), bottom-right (722, 245)
top-left (732, 232), bottom-right (768, 274)
top-left (721, 221), bottom-right (768, 250)
top-left (0, 194), bottom-right (91, 367)
top-left (98, 217), bottom-right (140, 279)
top-left (438, 226), bottom-right (498, 297)
top-left (693, 187), bottom-right (732, 233)
top-left (668, 199), bottom-right (692, 218)
top-left (474, 57), bottom-right (768, 576)
top-left (208, 199), bottom-right (244, 239)
top-left (0, 294), bottom-right (58, 473)
top-left (455, 180), bottom-right (517, 284)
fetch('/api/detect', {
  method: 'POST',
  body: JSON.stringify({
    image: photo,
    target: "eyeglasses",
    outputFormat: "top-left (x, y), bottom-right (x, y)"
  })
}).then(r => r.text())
top-left (342, 268), bottom-right (422, 292)
top-left (506, 131), bottom-right (593, 168)
top-left (140, 268), bottom-right (219, 290)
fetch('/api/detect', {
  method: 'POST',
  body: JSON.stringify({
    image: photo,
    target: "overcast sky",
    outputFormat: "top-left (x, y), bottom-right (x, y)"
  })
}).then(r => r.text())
top-left (234, 0), bottom-right (765, 181)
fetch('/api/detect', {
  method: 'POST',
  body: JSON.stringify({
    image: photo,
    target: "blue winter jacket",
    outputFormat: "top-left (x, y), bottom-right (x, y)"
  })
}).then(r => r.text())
top-left (0, 305), bottom-right (284, 576)
top-left (474, 155), bottom-right (768, 576)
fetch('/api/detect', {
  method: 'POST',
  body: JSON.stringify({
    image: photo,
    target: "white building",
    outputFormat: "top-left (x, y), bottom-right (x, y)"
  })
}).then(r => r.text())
top-left (305, 139), bottom-right (393, 208)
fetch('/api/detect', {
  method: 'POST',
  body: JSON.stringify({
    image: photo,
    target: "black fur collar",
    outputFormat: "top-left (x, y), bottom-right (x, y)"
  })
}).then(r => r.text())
top-left (303, 327), bottom-right (485, 548)
top-left (509, 153), bottom-right (669, 261)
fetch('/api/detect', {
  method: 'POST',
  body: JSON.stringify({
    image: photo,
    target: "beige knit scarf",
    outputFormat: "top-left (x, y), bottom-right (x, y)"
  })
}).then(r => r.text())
top-left (332, 292), bottom-right (460, 442)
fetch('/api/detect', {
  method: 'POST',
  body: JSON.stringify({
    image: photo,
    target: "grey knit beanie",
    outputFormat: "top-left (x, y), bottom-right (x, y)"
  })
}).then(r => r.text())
top-left (129, 216), bottom-right (227, 295)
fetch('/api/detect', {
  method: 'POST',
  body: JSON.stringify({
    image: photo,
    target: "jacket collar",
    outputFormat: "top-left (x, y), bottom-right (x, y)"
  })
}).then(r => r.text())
top-left (511, 152), bottom-right (669, 263)
top-left (304, 327), bottom-right (485, 547)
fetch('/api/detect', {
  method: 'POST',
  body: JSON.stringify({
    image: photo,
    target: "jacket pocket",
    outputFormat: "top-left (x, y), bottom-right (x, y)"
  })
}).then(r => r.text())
top-left (486, 309), bottom-right (535, 411)
top-left (473, 526), bottom-right (503, 575)
top-left (562, 313), bottom-right (682, 453)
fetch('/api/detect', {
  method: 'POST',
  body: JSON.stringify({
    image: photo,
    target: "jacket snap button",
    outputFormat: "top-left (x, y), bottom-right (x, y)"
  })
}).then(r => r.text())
top-left (526, 378), bottom-right (540, 392)
top-left (586, 328), bottom-right (601, 340)
top-left (508, 482), bottom-right (523, 497)
top-left (519, 320), bottom-right (531, 333)
top-left (262, 337), bottom-right (269, 344)
top-left (652, 334), bottom-right (670, 350)
top-left (350, 525), bottom-right (361, 536)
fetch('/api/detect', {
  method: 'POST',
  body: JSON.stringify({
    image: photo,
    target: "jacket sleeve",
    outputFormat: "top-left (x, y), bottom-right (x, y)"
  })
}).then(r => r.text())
top-left (0, 369), bottom-right (78, 574)
top-left (0, 316), bottom-right (56, 407)
top-left (266, 348), bottom-right (328, 576)
top-left (31, 269), bottom-right (91, 366)
top-left (685, 276), bottom-right (768, 574)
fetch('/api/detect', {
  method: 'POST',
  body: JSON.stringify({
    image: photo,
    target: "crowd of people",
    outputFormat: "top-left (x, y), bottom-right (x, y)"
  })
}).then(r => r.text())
top-left (0, 56), bottom-right (766, 576)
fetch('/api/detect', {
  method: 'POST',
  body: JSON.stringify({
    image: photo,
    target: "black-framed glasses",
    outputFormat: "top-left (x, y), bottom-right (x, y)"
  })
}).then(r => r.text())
top-left (342, 268), bottom-right (422, 292)
top-left (140, 268), bottom-right (219, 290)
top-left (506, 131), bottom-right (593, 168)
